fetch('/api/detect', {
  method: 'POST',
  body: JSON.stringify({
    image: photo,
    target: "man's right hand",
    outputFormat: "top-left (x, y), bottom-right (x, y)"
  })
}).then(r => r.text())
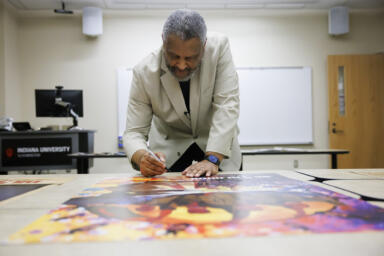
top-left (133, 150), bottom-right (167, 177)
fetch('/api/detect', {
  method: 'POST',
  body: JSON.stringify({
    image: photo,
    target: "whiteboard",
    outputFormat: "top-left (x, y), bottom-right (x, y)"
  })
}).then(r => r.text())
top-left (117, 67), bottom-right (132, 138)
top-left (237, 67), bottom-right (312, 145)
top-left (117, 66), bottom-right (313, 145)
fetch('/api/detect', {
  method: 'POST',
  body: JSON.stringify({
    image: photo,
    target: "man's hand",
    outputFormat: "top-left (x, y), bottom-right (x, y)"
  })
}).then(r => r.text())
top-left (182, 160), bottom-right (219, 177)
top-left (135, 150), bottom-right (167, 177)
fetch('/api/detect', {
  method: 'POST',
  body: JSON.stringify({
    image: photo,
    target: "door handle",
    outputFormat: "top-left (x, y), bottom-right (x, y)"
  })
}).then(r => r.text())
top-left (332, 128), bottom-right (344, 134)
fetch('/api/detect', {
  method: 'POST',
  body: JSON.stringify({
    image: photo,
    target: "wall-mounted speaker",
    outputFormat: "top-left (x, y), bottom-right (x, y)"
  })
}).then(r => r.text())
top-left (328, 6), bottom-right (349, 36)
top-left (82, 7), bottom-right (103, 37)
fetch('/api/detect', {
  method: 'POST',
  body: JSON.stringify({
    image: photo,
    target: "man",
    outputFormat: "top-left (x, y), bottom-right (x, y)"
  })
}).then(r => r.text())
top-left (123, 9), bottom-right (241, 178)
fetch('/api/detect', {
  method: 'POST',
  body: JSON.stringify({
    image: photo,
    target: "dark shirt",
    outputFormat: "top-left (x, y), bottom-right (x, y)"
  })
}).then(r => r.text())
top-left (169, 142), bottom-right (204, 172)
top-left (167, 80), bottom-right (201, 172)
top-left (179, 80), bottom-right (190, 113)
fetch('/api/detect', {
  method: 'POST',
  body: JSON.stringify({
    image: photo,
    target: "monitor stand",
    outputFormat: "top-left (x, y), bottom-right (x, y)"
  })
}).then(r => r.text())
top-left (67, 109), bottom-right (82, 131)
top-left (68, 126), bottom-right (82, 131)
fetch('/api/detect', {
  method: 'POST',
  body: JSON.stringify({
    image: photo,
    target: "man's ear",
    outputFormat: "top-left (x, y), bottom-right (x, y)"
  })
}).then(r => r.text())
top-left (200, 39), bottom-right (206, 56)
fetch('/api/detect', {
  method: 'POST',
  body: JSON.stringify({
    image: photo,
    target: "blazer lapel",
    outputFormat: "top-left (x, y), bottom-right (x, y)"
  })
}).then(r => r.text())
top-left (189, 69), bottom-right (201, 135)
top-left (160, 56), bottom-right (191, 128)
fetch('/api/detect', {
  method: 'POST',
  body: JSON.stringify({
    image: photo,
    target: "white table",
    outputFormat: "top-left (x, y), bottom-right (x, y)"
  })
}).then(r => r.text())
top-left (0, 171), bottom-right (383, 256)
top-left (325, 180), bottom-right (384, 200)
top-left (296, 169), bottom-right (384, 181)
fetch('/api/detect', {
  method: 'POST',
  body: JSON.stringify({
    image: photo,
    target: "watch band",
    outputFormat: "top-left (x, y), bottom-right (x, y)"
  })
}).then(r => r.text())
top-left (204, 155), bottom-right (220, 166)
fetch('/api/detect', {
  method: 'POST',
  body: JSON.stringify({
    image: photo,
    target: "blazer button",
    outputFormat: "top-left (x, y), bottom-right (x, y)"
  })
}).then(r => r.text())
top-left (177, 152), bottom-right (181, 156)
top-left (164, 135), bottom-right (169, 140)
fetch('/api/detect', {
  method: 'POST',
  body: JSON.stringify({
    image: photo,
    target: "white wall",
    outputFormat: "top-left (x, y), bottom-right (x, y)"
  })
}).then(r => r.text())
top-left (0, 1), bottom-right (21, 120)
top-left (4, 1), bottom-right (21, 120)
top-left (0, 1), bottom-right (5, 116)
top-left (4, 8), bottom-right (384, 173)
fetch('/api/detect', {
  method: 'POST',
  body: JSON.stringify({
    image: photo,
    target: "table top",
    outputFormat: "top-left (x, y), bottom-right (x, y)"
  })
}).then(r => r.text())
top-left (0, 130), bottom-right (96, 135)
top-left (0, 170), bottom-right (383, 256)
top-left (241, 148), bottom-right (349, 155)
top-left (68, 152), bottom-right (127, 158)
top-left (325, 179), bottom-right (384, 200)
top-left (297, 169), bottom-right (384, 180)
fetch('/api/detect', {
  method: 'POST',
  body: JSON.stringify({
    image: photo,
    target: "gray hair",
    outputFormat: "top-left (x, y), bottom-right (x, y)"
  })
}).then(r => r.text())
top-left (163, 9), bottom-right (207, 43)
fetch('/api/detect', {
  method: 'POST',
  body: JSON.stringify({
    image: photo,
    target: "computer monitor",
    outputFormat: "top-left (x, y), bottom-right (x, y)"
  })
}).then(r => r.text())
top-left (35, 89), bottom-right (83, 117)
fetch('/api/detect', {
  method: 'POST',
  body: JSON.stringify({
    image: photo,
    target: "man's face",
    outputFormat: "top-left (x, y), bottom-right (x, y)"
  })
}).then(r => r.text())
top-left (163, 34), bottom-right (205, 80)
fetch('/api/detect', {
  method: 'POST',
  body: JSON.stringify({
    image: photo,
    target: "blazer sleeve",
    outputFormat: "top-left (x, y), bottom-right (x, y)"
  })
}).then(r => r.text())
top-left (122, 68), bottom-right (152, 163)
top-left (206, 36), bottom-right (240, 158)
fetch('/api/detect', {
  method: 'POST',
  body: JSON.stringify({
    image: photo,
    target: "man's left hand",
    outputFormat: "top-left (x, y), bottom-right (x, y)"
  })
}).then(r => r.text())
top-left (182, 160), bottom-right (219, 177)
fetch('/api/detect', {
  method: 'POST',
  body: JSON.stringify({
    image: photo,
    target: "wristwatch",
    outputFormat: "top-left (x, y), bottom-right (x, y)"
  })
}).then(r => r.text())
top-left (204, 155), bottom-right (220, 166)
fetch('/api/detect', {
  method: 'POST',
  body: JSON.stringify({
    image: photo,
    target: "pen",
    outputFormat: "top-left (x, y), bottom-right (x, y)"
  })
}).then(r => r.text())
top-left (147, 149), bottom-right (168, 171)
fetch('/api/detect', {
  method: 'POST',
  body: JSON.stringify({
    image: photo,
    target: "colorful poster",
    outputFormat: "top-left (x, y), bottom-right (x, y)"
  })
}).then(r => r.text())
top-left (0, 177), bottom-right (73, 185)
top-left (6, 173), bottom-right (384, 244)
top-left (0, 177), bottom-right (72, 204)
top-left (0, 185), bottom-right (48, 202)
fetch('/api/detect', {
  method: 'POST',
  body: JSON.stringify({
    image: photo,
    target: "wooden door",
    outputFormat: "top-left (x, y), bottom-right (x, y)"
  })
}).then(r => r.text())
top-left (328, 54), bottom-right (384, 168)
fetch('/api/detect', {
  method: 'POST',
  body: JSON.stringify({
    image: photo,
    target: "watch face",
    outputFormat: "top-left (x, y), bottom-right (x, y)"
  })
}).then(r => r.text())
top-left (207, 155), bottom-right (219, 164)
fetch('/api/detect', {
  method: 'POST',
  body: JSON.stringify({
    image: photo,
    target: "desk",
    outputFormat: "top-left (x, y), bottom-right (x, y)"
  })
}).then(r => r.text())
top-left (68, 152), bottom-right (126, 174)
top-left (242, 148), bottom-right (349, 169)
top-left (296, 169), bottom-right (384, 209)
top-left (297, 169), bottom-right (384, 182)
top-left (0, 130), bottom-right (95, 174)
top-left (0, 171), bottom-right (382, 256)
top-left (324, 180), bottom-right (384, 201)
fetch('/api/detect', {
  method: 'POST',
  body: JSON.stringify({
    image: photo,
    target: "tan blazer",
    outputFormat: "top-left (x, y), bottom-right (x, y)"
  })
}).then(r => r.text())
top-left (123, 32), bottom-right (241, 171)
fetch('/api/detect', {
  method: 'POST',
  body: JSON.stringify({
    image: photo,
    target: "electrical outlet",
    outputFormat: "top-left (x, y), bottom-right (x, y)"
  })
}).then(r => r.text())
top-left (293, 160), bottom-right (299, 168)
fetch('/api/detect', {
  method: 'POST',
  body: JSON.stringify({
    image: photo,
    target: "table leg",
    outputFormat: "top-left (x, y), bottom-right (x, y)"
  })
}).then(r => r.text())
top-left (77, 158), bottom-right (89, 174)
top-left (331, 153), bottom-right (337, 169)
